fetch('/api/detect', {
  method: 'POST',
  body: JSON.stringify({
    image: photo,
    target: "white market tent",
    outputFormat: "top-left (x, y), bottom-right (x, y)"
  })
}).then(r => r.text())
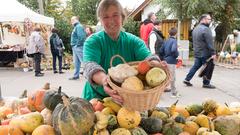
top-left (0, 0), bottom-right (54, 25)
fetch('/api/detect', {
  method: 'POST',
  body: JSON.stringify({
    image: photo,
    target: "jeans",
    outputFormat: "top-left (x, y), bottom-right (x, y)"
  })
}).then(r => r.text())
top-left (34, 52), bottom-right (41, 75)
top-left (72, 46), bottom-right (83, 78)
top-left (52, 51), bottom-right (62, 72)
top-left (185, 57), bottom-right (210, 85)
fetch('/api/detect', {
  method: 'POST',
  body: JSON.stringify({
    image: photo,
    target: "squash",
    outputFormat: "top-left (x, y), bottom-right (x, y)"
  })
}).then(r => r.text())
top-left (102, 97), bottom-right (121, 113)
top-left (197, 127), bottom-right (221, 135)
top-left (108, 63), bottom-right (139, 83)
top-left (130, 127), bottom-right (148, 135)
top-left (111, 128), bottom-right (131, 135)
top-left (215, 104), bottom-right (232, 116)
top-left (150, 110), bottom-right (168, 123)
top-left (137, 60), bottom-right (151, 75)
top-left (175, 106), bottom-right (190, 118)
top-left (28, 83), bottom-right (50, 112)
top-left (0, 125), bottom-right (24, 135)
top-left (146, 67), bottom-right (167, 87)
top-left (41, 108), bottom-right (52, 125)
top-left (174, 115), bottom-right (186, 124)
top-left (32, 125), bottom-right (55, 135)
top-left (95, 111), bottom-right (108, 130)
top-left (213, 115), bottom-right (240, 135)
top-left (140, 117), bottom-right (162, 134)
top-left (121, 76), bottom-right (144, 91)
top-left (107, 114), bottom-right (119, 133)
top-left (90, 98), bottom-right (105, 112)
top-left (43, 86), bottom-right (68, 111)
top-left (52, 96), bottom-right (95, 135)
top-left (102, 107), bottom-right (115, 115)
top-left (186, 104), bottom-right (203, 116)
top-left (162, 121), bottom-right (183, 135)
top-left (183, 121), bottom-right (199, 135)
top-left (0, 106), bottom-right (13, 119)
top-left (93, 128), bottom-right (110, 135)
top-left (202, 99), bottom-right (218, 114)
top-left (9, 112), bottom-right (44, 133)
top-left (117, 107), bottom-right (141, 129)
top-left (194, 114), bottom-right (213, 129)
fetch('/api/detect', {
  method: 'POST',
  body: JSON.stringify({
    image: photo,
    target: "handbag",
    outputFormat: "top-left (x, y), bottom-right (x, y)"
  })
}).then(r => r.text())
top-left (198, 58), bottom-right (214, 79)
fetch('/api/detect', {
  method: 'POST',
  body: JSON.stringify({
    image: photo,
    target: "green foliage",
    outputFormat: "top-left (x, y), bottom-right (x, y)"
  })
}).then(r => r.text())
top-left (123, 18), bottom-right (141, 37)
top-left (71, 0), bottom-right (99, 25)
top-left (155, 0), bottom-right (240, 43)
top-left (18, 0), bottom-right (39, 12)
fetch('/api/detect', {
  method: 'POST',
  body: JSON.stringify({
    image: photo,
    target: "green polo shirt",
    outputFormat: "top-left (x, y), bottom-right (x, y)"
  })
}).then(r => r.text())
top-left (82, 31), bottom-right (151, 100)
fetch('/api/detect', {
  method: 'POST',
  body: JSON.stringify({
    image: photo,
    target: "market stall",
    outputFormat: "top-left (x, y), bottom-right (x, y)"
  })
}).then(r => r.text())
top-left (0, 0), bottom-right (54, 66)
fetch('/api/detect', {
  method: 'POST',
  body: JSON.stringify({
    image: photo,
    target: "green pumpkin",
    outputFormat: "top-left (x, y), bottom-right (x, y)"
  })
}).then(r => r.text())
top-left (174, 115), bottom-right (186, 124)
top-left (162, 121), bottom-right (183, 135)
top-left (107, 114), bottom-right (119, 133)
top-left (52, 96), bottom-right (95, 135)
top-left (140, 117), bottom-right (162, 134)
top-left (130, 127), bottom-right (148, 135)
top-left (43, 86), bottom-right (68, 111)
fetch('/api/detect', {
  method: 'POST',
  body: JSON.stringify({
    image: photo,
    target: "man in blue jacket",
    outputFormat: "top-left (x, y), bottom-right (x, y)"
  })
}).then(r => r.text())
top-left (69, 16), bottom-right (87, 80)
top-left (183, 14), bottom-right (216, 88)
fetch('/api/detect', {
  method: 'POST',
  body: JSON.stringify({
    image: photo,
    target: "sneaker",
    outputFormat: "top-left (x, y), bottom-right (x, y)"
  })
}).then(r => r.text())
top-left (183, 80), bottom-right (193, 86)
top-left (202, 84), bottom-right (216, 89)
top-left (171, 92), bottom-right (181, 98)
top-left (59, 71), bottom-right (64, 74)
top-left (54, 71), bottom-right (58, 74)
top-left (69, 77), bottom-right (79, 80)
top-left (164, 88), bottom-right (171, 92)
top-left (35, 73), bottom-right (44, 77)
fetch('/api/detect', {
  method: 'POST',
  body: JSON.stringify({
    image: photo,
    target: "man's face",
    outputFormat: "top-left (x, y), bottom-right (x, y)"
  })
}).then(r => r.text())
top-left (204, 15), bottom-right (212, 25)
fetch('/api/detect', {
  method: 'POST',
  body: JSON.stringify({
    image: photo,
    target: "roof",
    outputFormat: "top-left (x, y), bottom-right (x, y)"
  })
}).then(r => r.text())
top-left (127, 0), bottom-right (153, 21)
top-left (0, 0), bottom-right (54, 25)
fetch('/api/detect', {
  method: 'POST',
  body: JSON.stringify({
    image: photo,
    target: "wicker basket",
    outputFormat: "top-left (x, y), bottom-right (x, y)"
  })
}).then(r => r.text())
top-left (107, 55), bottom-right (171, 111)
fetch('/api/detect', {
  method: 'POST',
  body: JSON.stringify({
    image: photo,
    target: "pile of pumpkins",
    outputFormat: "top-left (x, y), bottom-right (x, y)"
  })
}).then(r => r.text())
top-left (1, 82), bottom-right (240, 135)
top-left (0, 83), bottom-right (96, 135)
top-left (90, 98), bottom-right (240, 135)
top-left (108, 60), bottom-right (167, 91)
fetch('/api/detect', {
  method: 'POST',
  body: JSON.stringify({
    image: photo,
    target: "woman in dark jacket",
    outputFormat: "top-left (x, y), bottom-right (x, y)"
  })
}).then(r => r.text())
top-left (50, 28), bottom-right (64, 74)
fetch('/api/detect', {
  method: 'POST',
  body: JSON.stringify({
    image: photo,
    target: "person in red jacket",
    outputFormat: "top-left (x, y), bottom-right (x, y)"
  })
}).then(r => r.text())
top-left (140, 12), bottom-right (157, 46)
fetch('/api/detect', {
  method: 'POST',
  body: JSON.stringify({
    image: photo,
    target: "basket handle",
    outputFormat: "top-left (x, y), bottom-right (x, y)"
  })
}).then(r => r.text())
top-left (110, 55), bottom-right (127, 67)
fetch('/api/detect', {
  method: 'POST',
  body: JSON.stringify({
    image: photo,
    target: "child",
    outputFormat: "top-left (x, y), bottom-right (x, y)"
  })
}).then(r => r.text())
top-left (160, 27), bottom-right (180, 97)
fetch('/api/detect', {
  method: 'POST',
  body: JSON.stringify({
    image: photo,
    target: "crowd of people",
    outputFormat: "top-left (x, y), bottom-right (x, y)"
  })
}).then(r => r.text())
top-left (26, 0), bottom-right (217, 101)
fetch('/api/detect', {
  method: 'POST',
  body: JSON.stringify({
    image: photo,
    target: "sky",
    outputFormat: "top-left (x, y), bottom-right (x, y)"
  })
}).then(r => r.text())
top-left (119, 0), bottom-right (144, 9)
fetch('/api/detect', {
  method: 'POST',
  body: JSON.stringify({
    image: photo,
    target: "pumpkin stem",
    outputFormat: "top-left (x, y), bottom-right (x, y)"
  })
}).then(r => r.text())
top-left (207, 117), bottom-right (213, 132)
top-left (224, 102), bottom-right (229, 107)
top-left (58, 86), bottom-right (62, 94)
top-left (19, 90), bottom-right (27, 99)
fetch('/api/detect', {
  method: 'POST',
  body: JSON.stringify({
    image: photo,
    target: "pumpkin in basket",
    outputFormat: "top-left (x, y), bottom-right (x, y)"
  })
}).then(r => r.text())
top-left (32, 125), bottom-right (55, 135)
top-left (28, 83), bottom-right (50, 112)
top-left (52, 96), bottom-right (95, 135)
top-left (137, 60), bottom-right (151, 75)
top-left (121, 76), bottom-right (144, 91)
top-left (146, 67), bottom-right (167, 87)
top-left (108, 63), bottom-right (138, 83)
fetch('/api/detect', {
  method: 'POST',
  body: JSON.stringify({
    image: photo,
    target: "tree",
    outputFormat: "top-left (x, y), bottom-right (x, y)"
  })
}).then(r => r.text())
top-left (71, 0), bottom-right (99, 25)
top-left (18, 0), bottom-right (39, 12)
top-left (155, 0), bottom-right (240, 44)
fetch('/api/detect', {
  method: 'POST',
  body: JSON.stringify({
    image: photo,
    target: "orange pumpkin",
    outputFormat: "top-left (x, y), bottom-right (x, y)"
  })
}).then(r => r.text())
top-left (137, 60), bottom-right (151, 74)
top-left (89, 98), bottom-right (104, 112)
top-left (28, 83), bottom-right (50, 112)
top-left (32, 125), bottom-right (55, 135)
top-left (0, 106), bottom-right (13, 119)
top-left (0, 125), bottom-right (24, 135)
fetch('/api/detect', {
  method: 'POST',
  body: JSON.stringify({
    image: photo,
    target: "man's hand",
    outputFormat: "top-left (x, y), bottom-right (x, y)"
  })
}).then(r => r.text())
top-left (211, 55), bottom-right (216, 60)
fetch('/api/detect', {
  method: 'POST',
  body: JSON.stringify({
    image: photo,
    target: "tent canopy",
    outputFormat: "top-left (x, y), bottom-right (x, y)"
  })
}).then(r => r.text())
top-left (0, 0), bottom-right (54, 25)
